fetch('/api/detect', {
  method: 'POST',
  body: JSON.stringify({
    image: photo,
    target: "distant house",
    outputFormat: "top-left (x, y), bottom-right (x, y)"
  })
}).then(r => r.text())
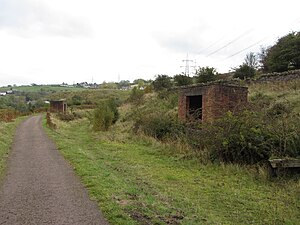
top-left (0, 92), bottom-right (6, 96)
top-left (6, 90), bottom-right (14, 94)
top-left (50, 99), bottom-right (67, 113)
top-left (178, 83), bottom-right (248, 122)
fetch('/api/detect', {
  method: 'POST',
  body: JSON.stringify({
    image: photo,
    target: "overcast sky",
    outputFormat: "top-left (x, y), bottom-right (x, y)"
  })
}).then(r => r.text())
top-left (0, 0), bottom-right (299, 86)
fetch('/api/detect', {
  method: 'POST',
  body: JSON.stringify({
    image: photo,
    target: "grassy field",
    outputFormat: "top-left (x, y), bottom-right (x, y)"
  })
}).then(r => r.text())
top-left (0, 118), bottom-right (24, 179)
top-left (248, 79), bottom-right (300, 112)
top-left (45, 117), bottom-right (300, 225)
top-left (48, 88), bottom-right (130, 103)
top-left (0, 85), bottom-right (85, 92)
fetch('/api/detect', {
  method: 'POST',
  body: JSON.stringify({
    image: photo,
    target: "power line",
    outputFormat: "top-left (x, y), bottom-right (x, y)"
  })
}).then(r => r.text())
top-left (206, 29), bottom-right (254, 57)
top-left (196, 35), bottom-right (226, 55)
top-left (222, 17), bottom-right (300, 61)
top-left (223, 37), bottom-right (268, 60)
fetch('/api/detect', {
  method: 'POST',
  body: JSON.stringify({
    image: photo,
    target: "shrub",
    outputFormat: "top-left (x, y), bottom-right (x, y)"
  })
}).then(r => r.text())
top-left (0, 109), bottom-right (19, 122)
top-left (233, 64), bottom-right (256, 79)
top-left (192, 103), bottom-right (300, 164)
top-left (129, 92), bottom-right (183, 140)
top-left (194, 66), bottom-right (217, 83)
top-left (249, 92), bottom-right (273, 109)
top-left (57, 112), bottom-right (84, 122)
top-left (91, 99), bottom-right (119, 131)
top-left (134, 111), bottom-right (183, 140)
top-left (46, 112), bottom-right (57, 129)
top-left (196, 111), bottom-right (272, 164)
top-left (174, 74), bottom-right (193, 86)
top-left (128, 87), bottom-right (144, 104)
top-left (265, 102), bottom-right (300, 157)
top-left (152, 75), bottom-right (172, 91)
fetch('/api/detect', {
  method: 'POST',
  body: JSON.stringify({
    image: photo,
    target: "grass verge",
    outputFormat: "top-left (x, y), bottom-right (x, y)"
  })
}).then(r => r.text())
top-left (0, 117), bottom-right (25, 179)
top-left (45, 117), bottom-right (300, 225)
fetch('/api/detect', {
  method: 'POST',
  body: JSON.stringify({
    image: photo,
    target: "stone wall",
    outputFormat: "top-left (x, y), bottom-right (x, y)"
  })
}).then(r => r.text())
top-left (253, 69), bottom-right (300, 83)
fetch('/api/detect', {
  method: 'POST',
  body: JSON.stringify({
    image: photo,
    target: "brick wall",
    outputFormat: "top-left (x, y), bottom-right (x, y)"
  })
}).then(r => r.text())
top-left (50, 101), bottom-right (67, 113)
top-left (178, 84), bottom-right (248, 122)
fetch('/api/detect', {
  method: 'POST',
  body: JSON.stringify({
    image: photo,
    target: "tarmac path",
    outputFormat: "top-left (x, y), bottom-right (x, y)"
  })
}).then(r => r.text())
top-left (0, 115), bottom-right (108, 225)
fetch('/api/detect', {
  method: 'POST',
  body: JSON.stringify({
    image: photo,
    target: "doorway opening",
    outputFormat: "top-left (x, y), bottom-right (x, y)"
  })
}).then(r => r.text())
top-left (187, 95), bottom-right (202, 120)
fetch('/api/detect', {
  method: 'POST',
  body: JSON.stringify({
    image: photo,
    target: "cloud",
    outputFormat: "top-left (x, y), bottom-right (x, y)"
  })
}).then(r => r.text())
top-left (155, 31), bottom-right (205, 55)
top-left (0, 0), bottom-right (92, 37)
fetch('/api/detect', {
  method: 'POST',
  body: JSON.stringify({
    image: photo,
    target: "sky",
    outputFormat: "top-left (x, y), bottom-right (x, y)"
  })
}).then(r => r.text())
top-left (0, 0), bottom-right (299, 86)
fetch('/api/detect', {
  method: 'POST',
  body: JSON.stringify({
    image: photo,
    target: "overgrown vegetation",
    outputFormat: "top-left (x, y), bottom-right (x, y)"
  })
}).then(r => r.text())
top-left (45, 109), bottom-right (300, 225)
top-left (89, 99), bottom-right (119, 131)
top-left (0, 109), bottom-right (20, 122)
top-left (124, 79), bottom-right (300, 165)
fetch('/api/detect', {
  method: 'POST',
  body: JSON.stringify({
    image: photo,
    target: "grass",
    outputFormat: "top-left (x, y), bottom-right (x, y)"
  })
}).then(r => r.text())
top-left (248, 79), bottom-right (300, 112)
top-left (0, 117), bottom-right (24, 179)
top-left (0, 85), bottom-right (85, 92)
top-left (48, 88), bottom-right (130, 103)
top-left (45, 117), bottom-right (300, 225)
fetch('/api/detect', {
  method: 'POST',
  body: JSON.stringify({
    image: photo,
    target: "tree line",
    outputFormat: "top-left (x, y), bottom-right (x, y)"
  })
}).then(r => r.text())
top-left (152, 31), bottom-right (300, 90)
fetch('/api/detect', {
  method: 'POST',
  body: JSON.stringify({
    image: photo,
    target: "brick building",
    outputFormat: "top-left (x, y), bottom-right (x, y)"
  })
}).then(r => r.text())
top-left (178, 83), bottom-right (248, 122)
top-left (50, 99), bottom-right (67, 113)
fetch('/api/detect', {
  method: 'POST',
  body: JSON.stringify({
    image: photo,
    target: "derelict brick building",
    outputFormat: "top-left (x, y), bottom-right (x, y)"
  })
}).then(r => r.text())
top-left (178, 83), bottom-right (248, 122)
top-left (50, 99), bottom-right (67, 113)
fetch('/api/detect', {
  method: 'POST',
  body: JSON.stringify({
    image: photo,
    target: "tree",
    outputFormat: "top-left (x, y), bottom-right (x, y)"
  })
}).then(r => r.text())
top-left (91, 98), bottom-right (119, 131)
top-left (118, 80), bottom-right (130, 89)
top-left (152, 75), bottom-right (172, 91)
top-left (233, 64), bottom-right (256, 79)
top-left (261, 31), bottom-right (300, 72)
top-left (173, 74), bottom-right (193, 86)
top-left (258, 46), bottom-right (269, 72)
top-left (233, 53), bottom-right (257, 79)
top-left (71, 95), bottom-right (83, 105)
top-left (245, 52), bottom-right (258, 69)
top-left (194, 67), bottom-right (217, 83)
top-left (133, 79), bottom-right (146, 85)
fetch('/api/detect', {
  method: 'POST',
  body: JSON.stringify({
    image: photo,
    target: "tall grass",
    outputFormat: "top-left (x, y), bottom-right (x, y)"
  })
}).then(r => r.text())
top-left (45, 116), bottom-right (300, 225)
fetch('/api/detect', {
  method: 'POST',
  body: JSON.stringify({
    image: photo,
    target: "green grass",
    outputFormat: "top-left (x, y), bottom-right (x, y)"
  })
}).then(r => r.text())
top-left (248, 80), bottom-right (300, 112)
top-left (48, 88), bottom-right (130, 103)
top-left (0, 85), bottom-right (85, 92)
top-left (0, 118), bottom-right (24, 179)
top-left (45, 118), bottom-right (300, 225)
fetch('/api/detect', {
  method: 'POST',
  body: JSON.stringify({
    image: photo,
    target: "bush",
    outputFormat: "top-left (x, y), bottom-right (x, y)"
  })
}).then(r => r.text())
top-left (174, 74), bottom-right (193, 86)
top-left (233, 64), bottom-right (256, 79)
top-left (46, 112), bottom-right (57, 129)
top-left (129, 92), bottom-right (183, 140)
top-left (134, 111), bottom-right (183, 140)
top-left (128, 87), bottom-right (144, 104)
top-left (57, 112), bottom-right (83, 122)
top-left (192, 103), bottom-right (300, 164)
top-left (0, 109), bottom-right (19, 122)
top-left (196, 111), bottom-right (271, 164)
top-left (90, 99), bottom-right (119, 131)
top-left (194, 67), bottom-right (217, 83)
top-left (265, 102), bottom-right (300, 157)
top-left (152, 75), bottom-right (172, 91)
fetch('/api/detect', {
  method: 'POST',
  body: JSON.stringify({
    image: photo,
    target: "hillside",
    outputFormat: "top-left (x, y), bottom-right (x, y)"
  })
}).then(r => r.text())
top-left (45, 78), bottom-right (300, 224)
